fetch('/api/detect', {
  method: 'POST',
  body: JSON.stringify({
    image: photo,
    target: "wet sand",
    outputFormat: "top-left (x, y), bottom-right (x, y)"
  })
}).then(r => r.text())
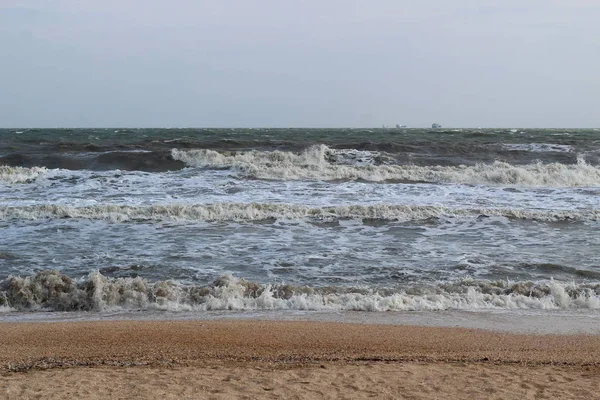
top-left (1, 320), bottom-right (600, 399)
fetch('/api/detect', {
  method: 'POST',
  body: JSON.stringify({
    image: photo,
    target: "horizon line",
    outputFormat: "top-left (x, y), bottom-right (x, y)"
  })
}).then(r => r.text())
top-left (1, 126), bottom-right (599, 130)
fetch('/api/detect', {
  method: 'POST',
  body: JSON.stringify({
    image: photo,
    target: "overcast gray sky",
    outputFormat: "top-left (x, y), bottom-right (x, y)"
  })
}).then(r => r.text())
top-left (1, 0), bottom-right (598, 128)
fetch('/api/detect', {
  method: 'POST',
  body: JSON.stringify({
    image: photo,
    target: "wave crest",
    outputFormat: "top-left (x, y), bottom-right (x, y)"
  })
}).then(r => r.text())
top-left (172, 146), bottom-right (600, 187)
top-left (0, 203), bottom-right (598, 222)
top-left (1, 271), bottom-right (599, 312)
top-left (0, 165), bottom-right (48, 184)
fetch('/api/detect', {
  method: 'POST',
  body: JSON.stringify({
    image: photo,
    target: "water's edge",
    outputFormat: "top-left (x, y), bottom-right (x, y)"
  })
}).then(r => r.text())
top-left (3, 309), bottom-right (600, 335)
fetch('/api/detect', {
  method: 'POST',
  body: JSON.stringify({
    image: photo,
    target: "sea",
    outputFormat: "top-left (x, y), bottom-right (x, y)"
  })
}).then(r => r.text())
top-left (1, 127), bottom-right (600, 330)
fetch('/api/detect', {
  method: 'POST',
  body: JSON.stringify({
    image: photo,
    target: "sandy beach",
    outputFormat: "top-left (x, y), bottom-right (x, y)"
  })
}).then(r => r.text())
top-left (1, 320), bottom-right (599, 399)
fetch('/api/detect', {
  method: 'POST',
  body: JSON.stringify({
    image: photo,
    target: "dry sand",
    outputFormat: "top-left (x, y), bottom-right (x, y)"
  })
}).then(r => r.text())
top-left (1, 320), bottom-right (599, 399)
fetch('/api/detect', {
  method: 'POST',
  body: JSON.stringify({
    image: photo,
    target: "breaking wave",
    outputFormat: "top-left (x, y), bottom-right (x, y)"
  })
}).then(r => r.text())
top-left (0, 151), bottom-right (185, 172)
top-left (1, 271), bottom-right (599, 312)
top-left (1, 203), bottom-right (598, 223)
top-left (0, 165), bottom-right (48, 184)
top-left (172, 146), bottom-right (600, 187)
top-left (502, 143), bottom-right (573, 153)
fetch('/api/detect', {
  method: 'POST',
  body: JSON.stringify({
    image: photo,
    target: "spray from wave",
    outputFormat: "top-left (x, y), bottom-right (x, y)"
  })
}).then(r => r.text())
top-left (172, 146), bottom-right (600, 187)
top-left (0, 203), bottom-right (598, 223)
top-left (1, 271), bottom-right (599, 312)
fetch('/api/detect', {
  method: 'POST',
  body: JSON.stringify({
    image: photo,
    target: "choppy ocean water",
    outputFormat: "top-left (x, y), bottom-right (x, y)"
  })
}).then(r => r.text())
top-left (1, 128), bottom-right (600, 319)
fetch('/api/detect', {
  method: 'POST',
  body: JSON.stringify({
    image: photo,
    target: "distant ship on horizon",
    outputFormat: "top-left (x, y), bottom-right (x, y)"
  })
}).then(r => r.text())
top-left (431, 123), bottom-right (442, 129)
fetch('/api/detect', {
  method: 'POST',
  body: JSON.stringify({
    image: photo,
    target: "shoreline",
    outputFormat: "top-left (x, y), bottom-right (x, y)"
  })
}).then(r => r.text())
top-left (3, 309), bottom-right (600, 334)
top-left (2, 320), bottom-right (600, 399)
top-left (2, 319), bottom-right (600, 371)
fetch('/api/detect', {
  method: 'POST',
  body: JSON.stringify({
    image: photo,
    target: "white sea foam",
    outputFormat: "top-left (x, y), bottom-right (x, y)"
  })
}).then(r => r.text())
top-left (1, 271), bottom-right (599, 312)
top-left (0, 166), bottom-right (48, 184)
top-left (503, 143), bottom-right (573, 153)
top-left (172, 146), bottom-right (600, 187)
top-left (0, 203), bottom-right (598, 222)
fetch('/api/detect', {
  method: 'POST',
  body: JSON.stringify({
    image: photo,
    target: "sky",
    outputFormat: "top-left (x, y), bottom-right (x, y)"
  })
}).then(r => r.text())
top-left (0, 0), bottom-right (599, 128)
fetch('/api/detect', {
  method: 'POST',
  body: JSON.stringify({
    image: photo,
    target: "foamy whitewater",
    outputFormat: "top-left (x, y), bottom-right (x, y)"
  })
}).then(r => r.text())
top-left (1, 128), bottom-right (600, 318)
